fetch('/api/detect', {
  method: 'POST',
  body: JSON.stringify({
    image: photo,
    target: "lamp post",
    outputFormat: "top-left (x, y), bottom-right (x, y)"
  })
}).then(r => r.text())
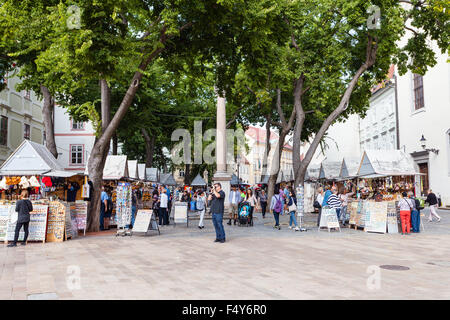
top-left (420, 135), bottom-right (439, 154)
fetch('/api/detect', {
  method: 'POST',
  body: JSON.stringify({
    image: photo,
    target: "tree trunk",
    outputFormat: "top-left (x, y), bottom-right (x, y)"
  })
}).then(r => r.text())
top-left (293, 35), bottom-right (378, 185)
top-left (261, 113), bottom-right (271, 178)
top-left (87, 79), bottom-right (111, 232)
top-left (112, 133), bottom-right (118, 155)
top-left (40, 85), bottom-right (57, 158)
top-left (292, 77), bottom-right (306, 187)
top-left (184, 163), bottom-right (191, 185)
top-left (141, 128), bottom-right (155, 168)
top-left (267, 129), bottom-right (288, 208)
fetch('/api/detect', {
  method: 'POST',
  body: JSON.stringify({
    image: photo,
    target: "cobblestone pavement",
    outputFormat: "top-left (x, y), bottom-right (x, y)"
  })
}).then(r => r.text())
top-left (0, 208), bottom-right (449, 300)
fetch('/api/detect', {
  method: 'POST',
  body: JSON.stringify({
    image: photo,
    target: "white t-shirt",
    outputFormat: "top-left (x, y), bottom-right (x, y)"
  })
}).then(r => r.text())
top-left (160, 193), bottom-right (168, 208)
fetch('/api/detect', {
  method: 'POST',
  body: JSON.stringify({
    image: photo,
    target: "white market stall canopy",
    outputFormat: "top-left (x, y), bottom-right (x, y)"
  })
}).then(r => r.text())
top-left (0, 140), bottom-right (77, 177)
top-left (127, 160), bottom-right (138, 179)
top-left (146, 168), bottom-right (159, 182)
top-left (85, 155), bottom-right (129, 180)
top-left (357, 149), bottom-right (420, 177)
top-left (160, 173), bottom-right (177, 186)
top-left (138, 163), bottom-right (146, 181)
top-left (282, 168), bottom-right (294, 182)
top-left (276, 170), bottom-right (284, 184)
top-left (191, 173), bottom-right (206, 186)
top-left (339, 157), bottom-right (361, 179)
top-left (319, 160), bottom-right (342, 180)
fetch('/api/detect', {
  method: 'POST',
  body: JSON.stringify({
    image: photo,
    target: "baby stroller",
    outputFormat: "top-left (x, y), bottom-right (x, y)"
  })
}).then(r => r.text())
top-left (238, 201), bottom-right (253, 227)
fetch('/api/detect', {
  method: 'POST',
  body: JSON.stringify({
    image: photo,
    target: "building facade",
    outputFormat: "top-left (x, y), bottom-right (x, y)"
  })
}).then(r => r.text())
top-left (54, 105), bottom-right (96, 174)
top-left (0, 73), bottom-right (45, 164)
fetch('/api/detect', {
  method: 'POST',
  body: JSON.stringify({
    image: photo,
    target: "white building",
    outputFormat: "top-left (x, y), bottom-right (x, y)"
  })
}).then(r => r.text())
top-left (396, 44), bottom-right (450, 204)
top-left (54, 105), bottom-right (96, 174)
top-left (0, 72), bottom-right (45, 163)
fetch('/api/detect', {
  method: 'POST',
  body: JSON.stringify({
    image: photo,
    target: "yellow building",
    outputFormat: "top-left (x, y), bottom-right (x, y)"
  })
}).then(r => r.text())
top-left (0, 72), bottom-right (45, 164)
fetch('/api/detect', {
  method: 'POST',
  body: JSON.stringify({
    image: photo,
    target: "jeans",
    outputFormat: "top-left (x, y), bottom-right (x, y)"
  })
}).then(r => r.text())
top-left (130, 205), bottom-right (137, 228)
top-left (289, 211), bottom-right (298, 227)
top-left (411, 209), bottom-right (420, 232)
top-left (341, 206), bottom-right (347, 223)
top-left (212, 213), bottom-right (225, 240)
top-left (13, 221), bottom-right (29, 244)
top-left (273, 211), bottom-right (280, 226)
top-left (159, 207), bottom-right (168, 225)
top-left (336, 208), bottom-right (341, 220)
top-left (261, 202), bottom-right (267, 217)
top-left (317, 207), bottom-right (322, 226)
top-left (100, 202), bottom-right (105, 230)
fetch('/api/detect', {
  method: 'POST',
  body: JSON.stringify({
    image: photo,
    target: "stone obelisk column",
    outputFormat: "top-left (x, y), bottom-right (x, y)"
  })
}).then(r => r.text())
top-left (213, 90), bottom-right (231, 211)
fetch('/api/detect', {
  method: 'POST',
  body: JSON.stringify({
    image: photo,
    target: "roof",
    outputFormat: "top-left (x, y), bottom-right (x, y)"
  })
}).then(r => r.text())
top-left (127, 160), bottom-right (138, 179)
top-left (137, 163), bottom-right (146, 180)
top-left (191, 173), bottom-right (207, 186)
top-left (245, 126), bottom-right (279, 144)
top-left (340, 157), bottom-right (361, 178)
top-left (0, 140), bottom-right (76, 177)
top-left (357, 149), bottom-right (419, 177)
top-left (146, 168), bottom-right (159, 182)
top-left (160, 173), bottom-right (177, 186)
top-left (319, 160), bottom-right (342, 180)
top-left (103, 155), bottom-right (129, 180)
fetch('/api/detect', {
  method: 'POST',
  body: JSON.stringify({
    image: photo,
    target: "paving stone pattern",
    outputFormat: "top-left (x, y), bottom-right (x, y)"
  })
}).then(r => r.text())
top-left (0, 208), bottom-right (449, 300)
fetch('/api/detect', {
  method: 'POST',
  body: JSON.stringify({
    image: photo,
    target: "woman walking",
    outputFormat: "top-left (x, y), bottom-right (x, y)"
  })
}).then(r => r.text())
top-left (287, 189), bottom-right (300, 231)
top-left (425, 189), bottom-right (441, 222)
top-left (259, 190), bottom-right (268, 218)
top-left (397, 191), bottom-right (414, 235)
top-left (245, 189), bottom-right (257, 225)
top-left (270, 189), bottom-right (284, 230)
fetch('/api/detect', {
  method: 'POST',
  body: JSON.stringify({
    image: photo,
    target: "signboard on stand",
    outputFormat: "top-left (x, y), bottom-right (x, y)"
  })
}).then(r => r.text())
top-left (364, 201), bottom-right (388, 234)
top-left (174, 202), bottom-right (188, 227)
top-left (7, 205), bottom-right (48, 243)
top-left (0, 205), bottom-right (13, 242)
top-left (132, 210), bottom-right (153, 233)
top-left (46, 201), bottom-right (66, 243)
top-left (319, 207), bottom-right (341, 232)
top-left (74, 201), bottom-right (87, 235)
top-left (387, 201), bottom-right (399, 234)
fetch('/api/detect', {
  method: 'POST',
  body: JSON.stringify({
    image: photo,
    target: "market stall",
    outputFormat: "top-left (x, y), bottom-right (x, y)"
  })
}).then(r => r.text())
top-left (191, 174), bottom-right (207, 190)
top-left (138, 163), bottom-right (146, 181)
top-left (127, 160), bottom-right (139, 180)
top-left (318, 160), bottom-right (342, 185)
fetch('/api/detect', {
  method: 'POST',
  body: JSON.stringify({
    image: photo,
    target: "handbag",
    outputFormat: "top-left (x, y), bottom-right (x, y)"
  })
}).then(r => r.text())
top-left (313, 201), bottom-right (321, 209)
top-left (288, 203), bottom-right (297, 212)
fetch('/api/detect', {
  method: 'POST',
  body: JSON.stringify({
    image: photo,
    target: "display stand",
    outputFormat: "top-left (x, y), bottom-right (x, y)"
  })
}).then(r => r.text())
top-left (296, 185), bottom-right (307, 232)
top-left (318, 207), bottom-right (341, 232)
top-left (173, 202), bottom-right (189, 228)
top-left (74, 201), bottom-right (87, 236)
top-left (131, 209), bottom-right (160, 236)
top-left (115, 182), bottom-right (132, 237)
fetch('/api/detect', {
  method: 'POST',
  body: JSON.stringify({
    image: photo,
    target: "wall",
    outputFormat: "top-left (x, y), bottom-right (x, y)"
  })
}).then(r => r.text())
top-left (397, 45), bottom-right (450, 205)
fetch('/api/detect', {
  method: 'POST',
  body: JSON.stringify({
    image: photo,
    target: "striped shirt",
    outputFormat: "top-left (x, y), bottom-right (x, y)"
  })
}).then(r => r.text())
top-left (327, 194), bottom-right (341, 209)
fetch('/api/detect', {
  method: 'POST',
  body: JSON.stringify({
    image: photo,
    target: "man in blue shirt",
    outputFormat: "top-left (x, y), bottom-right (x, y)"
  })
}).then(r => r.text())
top-left (100, 186), bottom-right (108, 230)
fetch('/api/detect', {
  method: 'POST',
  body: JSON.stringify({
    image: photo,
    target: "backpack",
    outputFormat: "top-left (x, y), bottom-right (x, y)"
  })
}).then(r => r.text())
top-left (196, 197), bottom-right (205, 211)
top-left (273, 195), bottom-right (283, 213)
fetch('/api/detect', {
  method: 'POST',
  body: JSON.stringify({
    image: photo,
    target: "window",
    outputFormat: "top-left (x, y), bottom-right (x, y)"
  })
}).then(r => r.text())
top-left (0, 116), bottom-right (7, 145)
top-left (24, 90), bottom-right (31, 100)
top-left (24, 124), bottom-right (30, 140)
top-left (70, 145), bottom-right (84, 165)
top-left (71, 120), bottom-right (85, 130)
top-left (413, 73), bottom-right (424, 110)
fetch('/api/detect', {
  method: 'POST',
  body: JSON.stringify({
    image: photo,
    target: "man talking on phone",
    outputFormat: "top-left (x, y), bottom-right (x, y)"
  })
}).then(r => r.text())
top-left (208, 183), bottom-right (226, 243)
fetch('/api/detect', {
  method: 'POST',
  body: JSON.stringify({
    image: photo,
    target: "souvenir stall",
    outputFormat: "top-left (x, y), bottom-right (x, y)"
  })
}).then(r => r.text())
top-left (345, 150), bottom-right (423, 234)
top-left (190, 174), bottom-right (207, 191)
top-left (0, 140), bottom-right (86, 243)
top-left (318, 160), bottom-right (343, 188)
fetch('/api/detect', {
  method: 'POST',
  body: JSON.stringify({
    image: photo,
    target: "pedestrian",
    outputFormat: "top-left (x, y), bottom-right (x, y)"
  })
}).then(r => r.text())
top-left (339, 187), bottom-right (355, 226)
top-left (197, 191), bottom-right (207, 229)
top-left (270, 189), bottom-right (284, 230)
top-left (104, 188), bottom-right (113, 230)
top-left (408, 191), bottom-right (420, 233)
top-left (181, 190), bottom-right (190, 202)
top-left (259, 189), bottom-right (268, 218)
top-left (7, 190), bottom-right (33, 247)
top-left (245, 188), bottom-right (257, 225)
top-left (208, 183), bottom-right (226, 243)
top-left (397, 191), bottom-right (414, 235)
top-left (130, 189), bottom-right (137, 228)
top-left (287, 189), bottom-right (300, 231)
top-left (425, 189), bottom-right (441, 222)
top-left (159, 186), bottom-right (169, 225)
top-left (100, 185), bottom-right (108, 231)
top-left (326, 186), bottom-right (341, 220)
top-left (322, 185), bottom-right (332, 207)
top-left (315, 187), bottom-right (324, 227)
top-left (228, 186), bottom-right (241, 225)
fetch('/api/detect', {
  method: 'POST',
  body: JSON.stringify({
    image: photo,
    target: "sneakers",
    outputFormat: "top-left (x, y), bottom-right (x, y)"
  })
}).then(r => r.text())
top-left (214, 239), bottom-right (220, 242)
top-left (227, 220), bottom-right (232, 225)
top-left (20, 242), bottom-right (26, 246)
top-left (437, 219), bottom-right (441, 222)
top-left (294, 227), bottom-right (300, 231)
top-left (288, 226), bottom-right (292, 229)
top-left (7, 243), bottom-right (16, 247)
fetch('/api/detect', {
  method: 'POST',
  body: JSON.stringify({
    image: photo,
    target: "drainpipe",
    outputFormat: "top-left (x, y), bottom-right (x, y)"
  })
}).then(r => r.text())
top-left (393, 74), bottom-right (400, 150)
